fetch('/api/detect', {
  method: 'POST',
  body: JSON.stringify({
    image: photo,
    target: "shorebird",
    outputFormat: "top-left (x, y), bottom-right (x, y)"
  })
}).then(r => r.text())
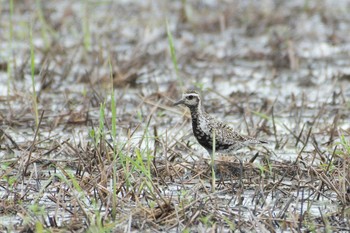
top-left (173, 90), bottom-right (266, 156)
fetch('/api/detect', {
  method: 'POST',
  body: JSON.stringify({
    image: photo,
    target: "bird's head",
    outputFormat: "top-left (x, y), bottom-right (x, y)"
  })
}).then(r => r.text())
top-left (173, 90), bottom-right (201, 109)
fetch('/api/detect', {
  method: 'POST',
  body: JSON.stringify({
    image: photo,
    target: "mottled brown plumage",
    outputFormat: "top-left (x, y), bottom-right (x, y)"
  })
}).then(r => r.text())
top-left (174, 90), bottom-right (266, 154)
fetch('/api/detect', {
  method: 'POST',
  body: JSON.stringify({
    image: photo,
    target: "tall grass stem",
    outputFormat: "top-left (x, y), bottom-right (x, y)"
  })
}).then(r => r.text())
top-left (211, 130), bottom-right (216, 192)
top-left (166, 20), bottom-right (183, 88)
top-left (109, 58), bottom-right (117, 219)
top-left (30, 25), bottom-right (39, 127)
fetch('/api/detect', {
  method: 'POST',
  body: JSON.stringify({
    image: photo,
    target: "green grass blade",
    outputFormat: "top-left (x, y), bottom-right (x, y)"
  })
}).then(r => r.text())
top-left (109, 58), bottom-right (117, 219)
top-left (83, 1), bottom-right (91, 50)
top-left (211, 130), bottom-right (216, 192)
top-left (30, 25), bottom-right (39, 127)
top-left (166, 19), bottom-right (183, 88)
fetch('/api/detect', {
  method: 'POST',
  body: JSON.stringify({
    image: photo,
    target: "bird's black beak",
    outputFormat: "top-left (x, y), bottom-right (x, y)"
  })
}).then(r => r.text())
top-left (173, 98), bottom-right (184, 106)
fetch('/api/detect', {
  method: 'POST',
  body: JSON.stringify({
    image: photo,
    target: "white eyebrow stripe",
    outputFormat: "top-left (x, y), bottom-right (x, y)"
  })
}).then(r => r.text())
top-left (184, 93), bottom-right (199, 97)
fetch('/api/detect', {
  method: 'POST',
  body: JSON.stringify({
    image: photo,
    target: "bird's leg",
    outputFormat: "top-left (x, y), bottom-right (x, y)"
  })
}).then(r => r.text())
top-left (238, 158), bottom-right (244, 188)
top-left (230, 157), bottom-right (244, 205)
top-left (231, 154), bottom-right (244, 188)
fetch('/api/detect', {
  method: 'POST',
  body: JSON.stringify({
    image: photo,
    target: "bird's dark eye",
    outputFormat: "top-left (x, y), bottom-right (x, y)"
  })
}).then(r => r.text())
top-left (187, 95), bottom-right (194, 100)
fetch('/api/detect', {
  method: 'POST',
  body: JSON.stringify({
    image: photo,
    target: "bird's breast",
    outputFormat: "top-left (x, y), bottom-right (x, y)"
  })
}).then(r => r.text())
top-left (191, 116), bottom-right (238, 152)
top-left (192, 116), bottom-right (214, 149)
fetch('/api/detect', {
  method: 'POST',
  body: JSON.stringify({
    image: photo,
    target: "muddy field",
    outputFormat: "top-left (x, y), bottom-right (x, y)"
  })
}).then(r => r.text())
top-left (1, 0), bottom-right (350, 232)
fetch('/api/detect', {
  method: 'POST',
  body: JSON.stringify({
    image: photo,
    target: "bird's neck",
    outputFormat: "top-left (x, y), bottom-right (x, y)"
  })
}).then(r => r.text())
top-left (189, 104), bottom-right (203, 122)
